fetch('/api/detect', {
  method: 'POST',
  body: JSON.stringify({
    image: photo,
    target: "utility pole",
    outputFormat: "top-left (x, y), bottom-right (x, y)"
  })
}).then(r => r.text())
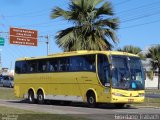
top-left (39, 35), bottom-right (50, 55)
top-left (45, 35), bottom-right (50, 55)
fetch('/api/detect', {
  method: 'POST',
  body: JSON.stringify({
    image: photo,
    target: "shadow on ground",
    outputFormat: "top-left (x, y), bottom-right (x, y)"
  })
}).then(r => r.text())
top-left (7, 99), bottom-right (137, 110)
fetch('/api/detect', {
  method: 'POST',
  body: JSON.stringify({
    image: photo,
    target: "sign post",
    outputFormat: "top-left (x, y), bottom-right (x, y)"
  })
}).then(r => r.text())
top-left (0, 37), bottom-right (4, 46)
top-left (9, 27), bottom-right (38, 46)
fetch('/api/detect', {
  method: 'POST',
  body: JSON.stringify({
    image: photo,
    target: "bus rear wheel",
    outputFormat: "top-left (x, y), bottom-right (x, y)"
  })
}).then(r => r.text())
top-left (87, 92), bottom-right (96, 108)
top-left (28, 90), bottom-right (35, 104)
top-left (37, 91), bottom-right (44, 104)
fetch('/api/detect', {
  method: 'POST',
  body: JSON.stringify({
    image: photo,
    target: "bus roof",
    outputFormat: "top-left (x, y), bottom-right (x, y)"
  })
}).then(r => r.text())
top-left (16, 50), bottom-right (139, 61)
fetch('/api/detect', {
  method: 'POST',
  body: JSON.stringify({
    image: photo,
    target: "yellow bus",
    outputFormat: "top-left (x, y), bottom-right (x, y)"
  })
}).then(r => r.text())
top-left (14, 51), bottom-right (145, 108)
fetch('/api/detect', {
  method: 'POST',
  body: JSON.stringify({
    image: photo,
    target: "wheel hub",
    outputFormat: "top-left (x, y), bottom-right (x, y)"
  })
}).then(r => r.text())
top-left (89, 97), bottom-right (94, 104)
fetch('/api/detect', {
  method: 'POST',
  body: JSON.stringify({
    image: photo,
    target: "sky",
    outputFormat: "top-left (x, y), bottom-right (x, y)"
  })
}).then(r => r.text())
top-left (0, 0), bottom-right (160, 70)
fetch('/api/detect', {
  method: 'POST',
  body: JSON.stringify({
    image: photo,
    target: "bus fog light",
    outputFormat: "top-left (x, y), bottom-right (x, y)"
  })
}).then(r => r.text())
top-left (139, 93), bottom-right (144, 97)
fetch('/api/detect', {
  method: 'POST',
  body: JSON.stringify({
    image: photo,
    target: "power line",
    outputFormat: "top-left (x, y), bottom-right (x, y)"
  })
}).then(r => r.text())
top-left (3, 2), bottom-right (68, 18)
top-left (5, 8), bottom-right (51, 17)
top-left (121, 19), bottom-right (160, 29)
top-left (121, 10), bottom-right (160, 23)
top-left (119, 4), bottom-right (160, 19)
top-left (18, 20), bottom-right (63, 27)
top-left (117, 1), bottom-right (160, 14)
top-left (115, 0), bottom-right (131, 6)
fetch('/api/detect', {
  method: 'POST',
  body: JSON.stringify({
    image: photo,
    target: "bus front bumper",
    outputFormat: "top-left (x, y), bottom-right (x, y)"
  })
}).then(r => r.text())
top-left (111, 96), bottom-right (145, 103)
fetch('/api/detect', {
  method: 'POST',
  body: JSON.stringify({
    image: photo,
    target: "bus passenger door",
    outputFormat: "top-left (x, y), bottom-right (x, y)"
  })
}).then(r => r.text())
top-left (97, 54), bottom-right (111, 101)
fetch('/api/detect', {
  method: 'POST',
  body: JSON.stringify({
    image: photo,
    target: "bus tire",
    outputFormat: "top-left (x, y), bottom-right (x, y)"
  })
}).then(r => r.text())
top-left (37, 90), bottom-right (44, 104)
top-left (87, 91), bottom-right (96, 108)
top-left (28, 90), bottom-right (35, 104)
top-left (114, 103), bottom-right (125, 108)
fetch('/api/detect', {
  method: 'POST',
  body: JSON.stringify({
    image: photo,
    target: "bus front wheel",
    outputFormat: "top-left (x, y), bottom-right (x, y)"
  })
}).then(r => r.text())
top-left (87, 92), bottom-right (96, 108)
top-left (28, 90), bottom-right (35, 104)
top-left (37, 90), bottom-right (44, 104)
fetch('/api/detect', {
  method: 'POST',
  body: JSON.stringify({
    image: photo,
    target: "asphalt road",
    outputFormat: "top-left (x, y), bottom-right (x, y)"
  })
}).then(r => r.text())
top-left (0, 99), bottom-right (160, 120)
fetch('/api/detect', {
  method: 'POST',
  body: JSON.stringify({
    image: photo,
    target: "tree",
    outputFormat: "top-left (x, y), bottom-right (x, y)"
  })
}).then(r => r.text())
top-left (117, 45), bottom-right (141, 54)
top-left (51, 0), bottom-right (119, 51)
top-left (117, 45), bottom-right (145, 59)
top-left (146, 45), bottom-right (160, 89)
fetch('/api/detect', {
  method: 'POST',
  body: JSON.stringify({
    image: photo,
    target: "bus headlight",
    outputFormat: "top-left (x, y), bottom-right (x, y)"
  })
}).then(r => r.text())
top-left (112, 92), bottom-right (123, 96)
top-left (139, 93), bottom-right (144, 97)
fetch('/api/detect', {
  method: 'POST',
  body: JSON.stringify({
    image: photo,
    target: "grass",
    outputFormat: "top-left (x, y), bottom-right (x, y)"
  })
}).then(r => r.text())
top-left (133, 97), bottom-right (160, 107)
top-left (0, 87), bottom-right (19, 100)
top-left (0, 87), bottom-right (88, 120)
top-left (133, 89), bottom-right (160, 107)
top-left (0, 106), bottom-right (38, 114)
top-left (145, 89), bottom-right (160, 94)
top-left (0, 106), bottom-right (88, 120)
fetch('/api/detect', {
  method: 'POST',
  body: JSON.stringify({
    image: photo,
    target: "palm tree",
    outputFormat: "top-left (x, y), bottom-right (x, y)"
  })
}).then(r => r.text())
top-left (146, 45), bottom-right (160, 89)
top-left (118, 45), bottom-right (142, 54)
top-left (117, 45), bottom-right (145, 59)
top-left (51, 0), bottom-right (119, 51)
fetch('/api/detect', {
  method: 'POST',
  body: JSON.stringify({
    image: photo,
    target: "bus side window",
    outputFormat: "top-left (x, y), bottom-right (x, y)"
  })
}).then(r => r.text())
top-left (70, 57), bottom-right (77, 71)
top-left (21, 61), bottom-right (27, 73)
top-left (38, 60), bottom-right (47, 72)
top-left (70, 56), bottom-right (83, 71)
top-left (59, 57), bottom-right (69, 71)
top-left (48, 59), bottom-right (58, 72)
top-left (15, 61), bottom-right (21, 73)
top-left (49, 65), bottom-right (54, 71)
top-left (82, 55), bottom-right (96, 71)
top-left (28, 61), bottom-right (38, 73)
top-left (70, 55), bottom-right (95, 72)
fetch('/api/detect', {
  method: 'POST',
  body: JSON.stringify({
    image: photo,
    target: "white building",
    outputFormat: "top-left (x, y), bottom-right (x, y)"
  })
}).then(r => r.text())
top-left (141, 45), bottom-right (159, 89)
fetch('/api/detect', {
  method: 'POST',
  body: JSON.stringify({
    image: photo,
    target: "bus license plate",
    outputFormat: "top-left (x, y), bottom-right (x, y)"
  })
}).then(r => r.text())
top-left (128, 99), bottom-right (134, 102)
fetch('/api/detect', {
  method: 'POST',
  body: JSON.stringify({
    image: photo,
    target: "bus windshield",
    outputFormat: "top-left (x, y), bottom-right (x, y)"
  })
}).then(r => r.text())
top-left (111, 55), bottom-right (145, 90)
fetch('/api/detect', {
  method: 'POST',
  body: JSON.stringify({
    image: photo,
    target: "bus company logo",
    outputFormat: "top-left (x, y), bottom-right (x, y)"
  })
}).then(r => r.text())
top-left (130, 93), bottom-right (132, 96)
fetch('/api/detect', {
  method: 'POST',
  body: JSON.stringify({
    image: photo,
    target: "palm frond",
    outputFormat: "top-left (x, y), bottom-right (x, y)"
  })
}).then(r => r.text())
top-left (104, 29), bottom-right (118, 43)
top-left (55, 27), bottom-right (76, 50)
top-left (51, 7), bottom-right (72, 19)
top-left (51, 0), bottom-right (119, 51)
top-left (96, 2), bottom-right (114, 16)
top-left (146, 45), bottom-right (160, 70)
top-left (95, 18), bottom-right (119, 30)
